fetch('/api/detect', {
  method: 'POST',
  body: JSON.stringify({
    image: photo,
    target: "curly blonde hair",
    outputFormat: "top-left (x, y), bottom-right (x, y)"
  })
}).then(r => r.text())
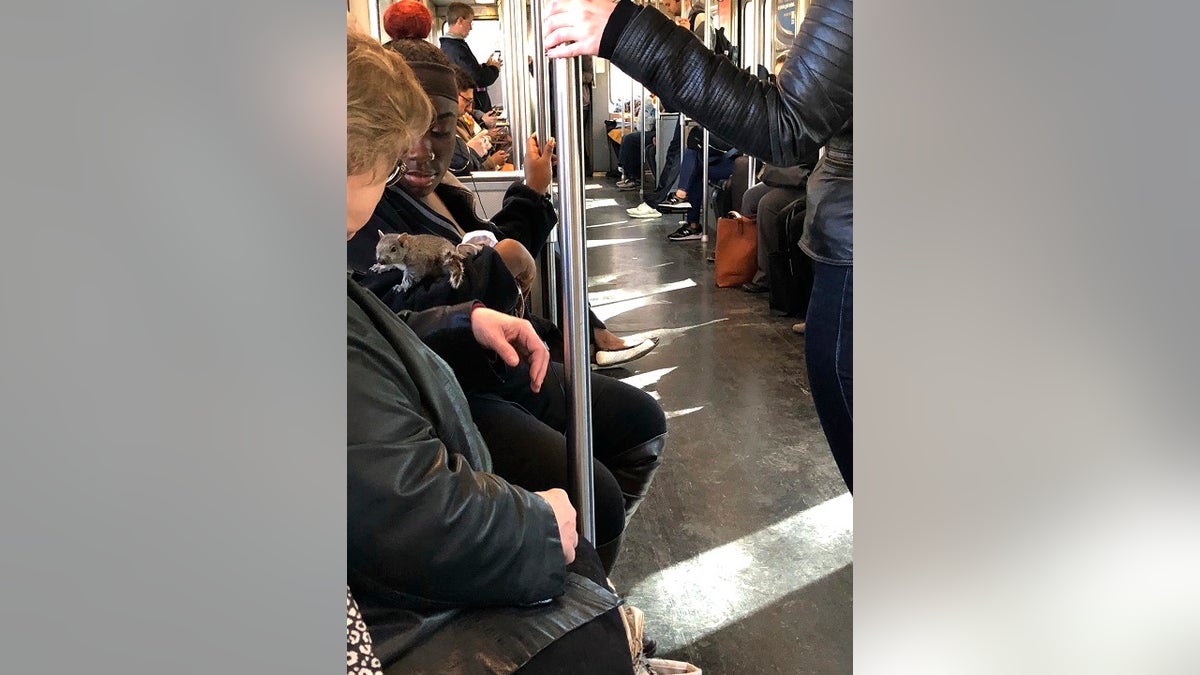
top-left (347, 29), bottom-right (432, 178)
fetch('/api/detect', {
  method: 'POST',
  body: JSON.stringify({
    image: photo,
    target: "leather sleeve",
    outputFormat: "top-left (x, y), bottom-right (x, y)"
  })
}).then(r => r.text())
top-left (348, 300), bottom-right (567, 607)
top-left (603, 0), bottom-right (852, 166)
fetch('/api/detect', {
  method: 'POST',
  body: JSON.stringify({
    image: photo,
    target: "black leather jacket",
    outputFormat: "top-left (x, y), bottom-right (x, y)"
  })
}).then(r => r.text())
top-left (601, 0), bottom-right (853, 263)
top-left (348, 279), bottom-right (619, 671)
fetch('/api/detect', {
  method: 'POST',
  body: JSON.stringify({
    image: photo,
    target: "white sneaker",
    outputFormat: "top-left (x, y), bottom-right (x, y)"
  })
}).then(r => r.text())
top-left (626, 203), bottom-right (663, 218)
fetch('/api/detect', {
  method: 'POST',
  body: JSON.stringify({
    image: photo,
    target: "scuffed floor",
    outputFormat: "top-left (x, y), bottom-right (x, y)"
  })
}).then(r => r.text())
top-left (575, 180), bottom-right (853, 674)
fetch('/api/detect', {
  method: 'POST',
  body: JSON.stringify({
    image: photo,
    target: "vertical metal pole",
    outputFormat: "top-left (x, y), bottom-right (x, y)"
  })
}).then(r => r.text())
top-left (638, 84), bottom-right (647, 200)
top-left (553, 57), bottom-right (595, 542)
top-left (764, 0), bottom-right (776, 69)
top-left (528, 0), bottom-right (559, 324)
top-left (743, 0), bottom-right (759, 187)
top-left (529, 0), bottom-right (552, 154)
top-left (500, 0), bottom-right (529, 171)
top-left (700, 0), bottom-right (713, 243)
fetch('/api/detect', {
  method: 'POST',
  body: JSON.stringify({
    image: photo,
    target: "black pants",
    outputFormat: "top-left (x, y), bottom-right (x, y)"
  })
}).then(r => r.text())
top-left (468, 363), bottom-right (666, 554)
top-left (513, 541), bottom-right (634, 675)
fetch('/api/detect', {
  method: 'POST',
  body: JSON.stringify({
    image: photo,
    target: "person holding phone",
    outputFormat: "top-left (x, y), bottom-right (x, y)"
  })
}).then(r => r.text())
top-left (440, 2), bottom-right (503, 120)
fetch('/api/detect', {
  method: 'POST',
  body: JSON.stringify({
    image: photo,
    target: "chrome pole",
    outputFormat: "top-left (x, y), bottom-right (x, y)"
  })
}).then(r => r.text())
top-left (528, 0), bottom-right (552, 155)
top-left (700, 0), bottom-right (713, 243)
top-left (552, 56), bottom-right (595, 542)
top-left (500, 0), bottom-right (528, 170)
top-left (528, 0), bottom-right (559, 324)
top-left (743, 0), bottom-right (759, 187)
top-left (638, 84), bottom-right (647, 200)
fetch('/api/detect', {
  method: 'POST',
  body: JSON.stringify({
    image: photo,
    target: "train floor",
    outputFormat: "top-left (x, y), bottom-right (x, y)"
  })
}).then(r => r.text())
top-left (577, 179), bottom-right (853, 674)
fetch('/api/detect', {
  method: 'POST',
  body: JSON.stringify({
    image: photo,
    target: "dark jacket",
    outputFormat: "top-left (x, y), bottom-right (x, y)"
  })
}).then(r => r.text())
top-left (347, 278), bottom-right (619, 672)
top-left (359, 181), bottom-right (556, 260)
top-left (349, 180), bottom-right (561, 382)
top-left (600, 0), bottom-right (853, 263)
top-left (440, 36), bottom-right (499, 112)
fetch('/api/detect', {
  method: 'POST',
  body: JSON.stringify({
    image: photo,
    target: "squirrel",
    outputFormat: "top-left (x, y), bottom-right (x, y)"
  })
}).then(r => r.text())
top-left (370, 231), bottom-right (466, 292)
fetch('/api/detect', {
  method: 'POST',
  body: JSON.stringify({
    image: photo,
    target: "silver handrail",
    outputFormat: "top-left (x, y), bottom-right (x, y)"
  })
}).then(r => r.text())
top-left (552, 56), bottom-right (595, 542)
top-left (527, 0), bottom-right (559, 324)
top-left (499, 0), bottom-right (527, 171)
top-left (700, 0), bottom-right (713, 243)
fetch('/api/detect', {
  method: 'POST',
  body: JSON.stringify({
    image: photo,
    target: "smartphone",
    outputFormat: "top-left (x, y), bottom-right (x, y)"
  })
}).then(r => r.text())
top-left (491, 50), bottom-right (502, 61)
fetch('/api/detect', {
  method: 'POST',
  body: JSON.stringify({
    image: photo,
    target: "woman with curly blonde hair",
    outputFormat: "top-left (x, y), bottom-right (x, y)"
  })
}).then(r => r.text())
top-left (344, 26), bottom-right (634, 675)
top-left (345, 29), bottom-right (431, 237)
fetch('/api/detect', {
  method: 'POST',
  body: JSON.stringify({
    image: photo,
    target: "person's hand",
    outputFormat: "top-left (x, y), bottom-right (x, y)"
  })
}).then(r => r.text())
top-left (523, 133), bottom-right (556, 194)
top-left (489, 148), bottom-right (510, 166)
top-left (485, 53), bottom-right (504, 68)
top-left (467, 131), bottom-right (491, 156)
top-left (543, 0), bottom-right (616, 58)
top-left (480, 109), bottom-right (500, 128)
top-left (534, 488), bottom-right (577, 564)
top-left (469, 305), bottom-right (549, 392)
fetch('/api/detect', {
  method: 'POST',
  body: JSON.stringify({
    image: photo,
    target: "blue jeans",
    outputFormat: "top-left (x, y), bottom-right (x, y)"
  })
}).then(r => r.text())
top-left (617, 130), bottom-right (655, 179)
top-left (805, 261), bottom-right (853, 492)
top-left (678, 148), bottom-right (736, 225)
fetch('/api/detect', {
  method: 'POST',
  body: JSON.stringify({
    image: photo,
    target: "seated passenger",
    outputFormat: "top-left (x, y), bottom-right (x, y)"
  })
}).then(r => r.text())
top-left (735, 54), bottom-right (816, 297)
top-left (358, 31), bottom-right (659, 370)
top-left (345, 28), bottom-right (636, 674)
top-left (450, 68), bottom-right (509, 175)
top-left (349, 34), bottom-right (667, 571)
top-left (615, 95), bottom-right (657, 190)
top-left (660, 126), bottom-right (741, 241)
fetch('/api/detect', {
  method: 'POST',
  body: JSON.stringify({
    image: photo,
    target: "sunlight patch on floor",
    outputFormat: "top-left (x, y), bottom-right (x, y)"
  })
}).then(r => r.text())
top-left (628, 493), bottom-right (853, 654)
top-left (585, 263), bottom-right (676, 290)
top-left (665, 406), bottom-right (704, 420)
top-left (588, 273), bottom-right (621, 286)
top-left (616, 318), bottom-right (730, 346)
top-left (586, 237), bottom-right (644, 249)
top-left (589, 278), bottom-right (696, 306)
top-left (590, 296), bottom-right (669, 323)
top-left (618, 367), bottom-right (677, 391)
top-left (587, 220), bottom-right (626, 229)
top-left (585, 198), bottom-right (620, 209)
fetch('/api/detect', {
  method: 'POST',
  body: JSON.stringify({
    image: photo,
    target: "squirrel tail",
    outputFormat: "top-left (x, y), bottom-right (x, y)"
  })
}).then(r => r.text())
top-left (445, 252), bottom-right (465, 289)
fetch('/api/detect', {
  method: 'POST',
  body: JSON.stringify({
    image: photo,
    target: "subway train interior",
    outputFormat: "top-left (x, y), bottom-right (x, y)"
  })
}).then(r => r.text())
top-left (348, 0), bottom-right (851, 671)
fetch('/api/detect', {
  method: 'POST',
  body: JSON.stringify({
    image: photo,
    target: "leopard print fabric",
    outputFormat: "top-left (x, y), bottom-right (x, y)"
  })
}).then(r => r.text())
top-left (347, 587), bottom-right (384, 675)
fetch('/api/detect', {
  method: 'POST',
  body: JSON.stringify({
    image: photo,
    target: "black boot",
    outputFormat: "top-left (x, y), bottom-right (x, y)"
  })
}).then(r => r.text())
top-left (606, 434), bottom-right (666, 525)
top-left (595, 532), bottom-right (624, 575)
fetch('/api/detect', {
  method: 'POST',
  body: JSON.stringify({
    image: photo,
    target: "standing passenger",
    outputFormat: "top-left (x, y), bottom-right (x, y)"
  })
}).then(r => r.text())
top-left (439, 2), bottom-right (502, 117)
top-left (543, 0), bottom-right (854, 491)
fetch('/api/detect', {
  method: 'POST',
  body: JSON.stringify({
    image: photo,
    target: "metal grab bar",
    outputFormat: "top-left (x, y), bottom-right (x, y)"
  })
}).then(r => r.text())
top-left (551, 55), bottom-right (595, 542)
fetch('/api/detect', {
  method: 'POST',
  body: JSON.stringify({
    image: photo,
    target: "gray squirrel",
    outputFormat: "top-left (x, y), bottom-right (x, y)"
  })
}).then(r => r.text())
top-left (370, 231), bottom-right (467, 292)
